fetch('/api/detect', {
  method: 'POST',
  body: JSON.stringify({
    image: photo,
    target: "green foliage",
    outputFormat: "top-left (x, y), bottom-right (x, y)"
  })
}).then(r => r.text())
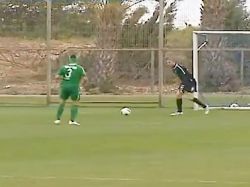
top-left (201, 0), bottom-right (250, 30)
top-left (201, 0), bottom-right (227, 30)
top-left (0, 0), bottom-right (98, 39)
top-left (95, 2), bottom-right (124, 47)
top-left (121, 0), bottom-right (179, 48)
top-left (166, 27), bottom-right (195, 48)
top-left (0, 0), bottom-right (46, 37)
top-left (0, 0), bottom-right (178, 43)
top-left (225, 0), bottom-right (250, 30)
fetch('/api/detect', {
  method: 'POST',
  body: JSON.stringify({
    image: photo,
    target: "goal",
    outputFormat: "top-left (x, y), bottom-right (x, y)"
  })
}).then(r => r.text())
top-left (192, 30), bottom-right (250, 110)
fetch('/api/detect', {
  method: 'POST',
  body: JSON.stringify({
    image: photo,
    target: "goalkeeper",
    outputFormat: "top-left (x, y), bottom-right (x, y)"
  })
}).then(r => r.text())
top-left (166, 59), bottom-right (209, 116)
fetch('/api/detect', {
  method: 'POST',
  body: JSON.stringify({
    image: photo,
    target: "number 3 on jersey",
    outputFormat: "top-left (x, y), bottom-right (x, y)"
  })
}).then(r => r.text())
top-left (65, 68), bottom-right (73, 80)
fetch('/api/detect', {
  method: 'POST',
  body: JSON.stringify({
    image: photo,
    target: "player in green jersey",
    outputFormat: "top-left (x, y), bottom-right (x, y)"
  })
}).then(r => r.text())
top-left (54, 54), bottom-right (87, 126)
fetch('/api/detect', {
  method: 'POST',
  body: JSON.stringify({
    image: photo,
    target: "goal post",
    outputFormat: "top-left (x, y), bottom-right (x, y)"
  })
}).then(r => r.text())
top-left (192, 32), bottom-right (199, 110)
top-left (192, 30), bottom-right (250, 110)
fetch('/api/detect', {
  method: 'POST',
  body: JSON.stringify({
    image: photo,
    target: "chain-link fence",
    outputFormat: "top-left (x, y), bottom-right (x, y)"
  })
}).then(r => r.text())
top-left (0, 0), bottom-right (175, 106)
top-left (0, 45), bottom-right (194, 106)
top-left (4, 0), bottom-right (242, 107)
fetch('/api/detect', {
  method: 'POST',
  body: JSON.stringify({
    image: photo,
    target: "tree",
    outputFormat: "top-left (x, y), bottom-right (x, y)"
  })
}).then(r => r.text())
top-left (225, 0), bottom-right (250, 30)
top-left (201, 0), bottom-right (227, 30)
top-left (0, 0), bottom-right (181, 92)
top-left (86, 3), bottom-right (124, 90)
top-left (86, 0), bottom-right (180, 90)
top-left (0, 0), bottom-right (47, 37)
top-left (121, 0), bottom-right (179, 48)
top-left (201, 0), bottom-right (250, 31)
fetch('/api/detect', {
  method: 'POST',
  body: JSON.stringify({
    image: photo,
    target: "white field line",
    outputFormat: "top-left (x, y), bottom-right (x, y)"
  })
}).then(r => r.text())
top-left (0, 175), bottom-right (140, 181)
top-left (198, 180), bottom-right (217, 183)
top-left (0, 175), bottom-right (250, 184)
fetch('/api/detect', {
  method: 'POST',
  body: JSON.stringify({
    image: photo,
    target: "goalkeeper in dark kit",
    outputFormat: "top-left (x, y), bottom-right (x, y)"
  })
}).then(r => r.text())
top-left (166, 59), bottom-right (209, 116)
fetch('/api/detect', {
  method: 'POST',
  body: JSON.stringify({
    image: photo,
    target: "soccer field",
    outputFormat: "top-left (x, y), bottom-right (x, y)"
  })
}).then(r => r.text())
top-left (0, 106), bottom-right (250, 187)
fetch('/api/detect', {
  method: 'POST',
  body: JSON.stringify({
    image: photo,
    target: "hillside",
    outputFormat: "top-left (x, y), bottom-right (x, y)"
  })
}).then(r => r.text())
top-left (0, 37), bottom-right (171, 95)
top-left (0, 37), bottom-right (95, 95)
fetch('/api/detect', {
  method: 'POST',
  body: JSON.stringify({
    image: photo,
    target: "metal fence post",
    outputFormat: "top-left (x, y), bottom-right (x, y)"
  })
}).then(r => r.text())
top-left (46, 0), bottom-right (52, 105)
top-left (158, 0), bottom-right (164, 107)
top-left (150, 49), bottom-right (155, 93)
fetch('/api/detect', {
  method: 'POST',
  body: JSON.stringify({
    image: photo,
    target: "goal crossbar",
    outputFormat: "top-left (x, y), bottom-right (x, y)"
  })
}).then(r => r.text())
top-left (193, 31), bottom-right (250, 35)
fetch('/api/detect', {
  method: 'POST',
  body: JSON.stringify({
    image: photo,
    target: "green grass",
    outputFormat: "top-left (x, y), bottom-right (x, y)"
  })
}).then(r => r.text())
top-left (0, 95), bottom-right (160, 107)
top-left (1, 106), bottom-right (250, 187)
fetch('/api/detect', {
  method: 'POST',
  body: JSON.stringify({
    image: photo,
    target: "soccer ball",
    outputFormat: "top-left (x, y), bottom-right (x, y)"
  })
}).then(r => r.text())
top-left (230, 103), bottom-right (239, 108)
top-left (120, 107), bottom-right (131, 116)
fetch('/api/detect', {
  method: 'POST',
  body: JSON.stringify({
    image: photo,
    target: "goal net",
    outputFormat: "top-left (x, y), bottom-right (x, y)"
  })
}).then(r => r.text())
top-left (193, 31), bottom-right (250, 110)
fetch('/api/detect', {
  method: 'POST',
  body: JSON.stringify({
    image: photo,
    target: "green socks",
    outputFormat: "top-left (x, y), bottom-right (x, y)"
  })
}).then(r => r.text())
top-left (57, 103), bottom-right (78, 122)
top-left (56, 103), bottom-right (65, 120)
top-left (71, 105), bottom-right (78, 122)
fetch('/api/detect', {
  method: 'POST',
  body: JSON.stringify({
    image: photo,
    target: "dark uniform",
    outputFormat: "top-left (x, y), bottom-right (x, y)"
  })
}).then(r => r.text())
top-left (172, 63), bottom-right (197, 93)
top-left (169, 62), bottom-right (208, 115)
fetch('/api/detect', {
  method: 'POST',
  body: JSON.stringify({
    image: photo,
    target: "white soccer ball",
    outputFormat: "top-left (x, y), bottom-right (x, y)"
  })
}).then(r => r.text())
top-left (230, 103), bottom-right (239, 108)
top-left (120, 107), bottom-right (131, 116)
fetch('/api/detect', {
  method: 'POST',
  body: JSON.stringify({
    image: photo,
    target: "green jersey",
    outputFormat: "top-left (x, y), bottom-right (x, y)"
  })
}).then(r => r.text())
top-left (58, 63), bottom-right (86, 87)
